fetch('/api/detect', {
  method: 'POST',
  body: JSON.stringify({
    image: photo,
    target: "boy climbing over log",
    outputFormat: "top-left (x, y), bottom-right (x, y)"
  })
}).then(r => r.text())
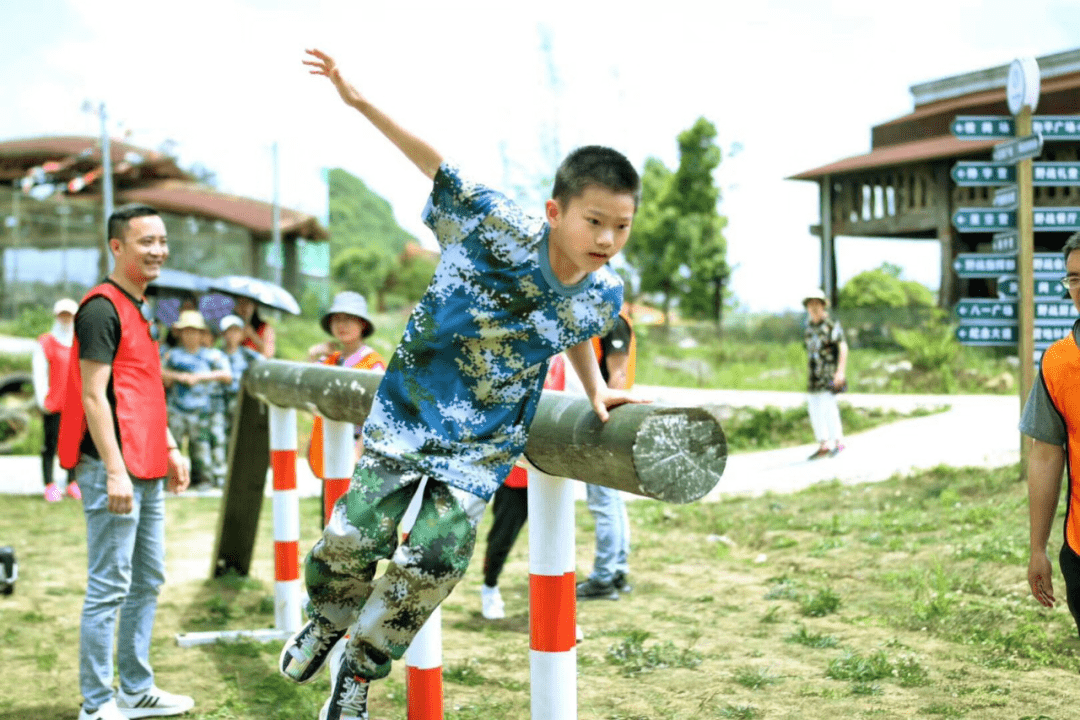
top-left (279, 47), bottom-right (645, 720)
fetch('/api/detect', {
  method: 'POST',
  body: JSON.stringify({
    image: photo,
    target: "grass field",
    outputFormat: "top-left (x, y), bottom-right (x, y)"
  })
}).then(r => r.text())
top-left (2, 462), bottom-right (1077, 720)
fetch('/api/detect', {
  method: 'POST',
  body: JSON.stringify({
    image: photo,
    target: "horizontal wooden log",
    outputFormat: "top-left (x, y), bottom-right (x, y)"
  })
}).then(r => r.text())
top-left (243, 360), bottom-right (726, 504)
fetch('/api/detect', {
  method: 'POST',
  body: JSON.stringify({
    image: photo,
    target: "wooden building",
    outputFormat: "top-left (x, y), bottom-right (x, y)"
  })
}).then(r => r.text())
top-left (790, 48), bottom-right (1080, 308)
top-left (0, 136), bottom-right (327, 313)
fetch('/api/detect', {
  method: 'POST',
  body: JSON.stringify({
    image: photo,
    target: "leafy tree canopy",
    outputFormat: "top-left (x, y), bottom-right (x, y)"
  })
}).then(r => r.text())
top-left (838, 262), bottom-right (935, 308)
top-left (328, 168), bottom-right (417, 259)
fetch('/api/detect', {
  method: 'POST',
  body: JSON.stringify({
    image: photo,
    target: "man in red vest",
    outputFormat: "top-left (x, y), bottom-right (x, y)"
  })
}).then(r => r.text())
top-left (57, 204), bottom-right (194, 720)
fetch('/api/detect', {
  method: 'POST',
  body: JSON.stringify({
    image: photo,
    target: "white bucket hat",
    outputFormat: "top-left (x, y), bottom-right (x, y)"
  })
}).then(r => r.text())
top-left (53, 298), bottom-right (78, 316)
top-left (320, 291), bottom-right (375, 337)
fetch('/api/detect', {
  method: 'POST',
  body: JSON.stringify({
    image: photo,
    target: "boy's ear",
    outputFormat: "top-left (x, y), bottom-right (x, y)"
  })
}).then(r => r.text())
top-left (545, 198), bottom-right (561, 227)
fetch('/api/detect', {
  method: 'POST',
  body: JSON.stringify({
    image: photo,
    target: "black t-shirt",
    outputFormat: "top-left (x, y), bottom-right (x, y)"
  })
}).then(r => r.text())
top-left (75, 280), bottom-right (147, 459)
top-left (598, 315), bottom-right (632, 385)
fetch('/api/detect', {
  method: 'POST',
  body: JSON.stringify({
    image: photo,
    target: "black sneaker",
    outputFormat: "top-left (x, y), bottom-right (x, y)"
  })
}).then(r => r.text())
top-left (612, 571), bottom-right (633, 594)
top-left (320, 663), bottom-right (369, 720)
top-left (279, 618), bottom-right (346, 684)
top-left (576, 577), bottom-right (619, 601)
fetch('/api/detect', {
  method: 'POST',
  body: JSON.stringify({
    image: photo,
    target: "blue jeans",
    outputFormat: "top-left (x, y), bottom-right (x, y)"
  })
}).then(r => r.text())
top-left (78, 455), bottom-right (166, 709)
top-left (585, 484), bottom-right (630, 584)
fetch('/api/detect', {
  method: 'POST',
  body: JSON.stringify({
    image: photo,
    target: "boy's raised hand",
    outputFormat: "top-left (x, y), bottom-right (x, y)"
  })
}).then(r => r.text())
top-left (304, 48), bottom-right (364, 107)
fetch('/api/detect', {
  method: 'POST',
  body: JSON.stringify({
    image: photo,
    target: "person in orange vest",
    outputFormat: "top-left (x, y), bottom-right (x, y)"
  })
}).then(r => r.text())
top-left (57, 203), bottom-right (194, 720)
top-left (479, 354), bottom-right (566, 620)
top-left (32, 297), bottom-right (80, 502)
top-left (1023, 231), bottom-right (1080, 634)
top-left (577, 310), bottom-right (637, 600)
top-left (306, 291), bottom-right (386, 521)
top-left (233, 295), bottom-right (276, 358)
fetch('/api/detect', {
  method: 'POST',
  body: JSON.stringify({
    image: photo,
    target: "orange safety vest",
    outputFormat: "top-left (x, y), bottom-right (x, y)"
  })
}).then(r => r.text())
top-left (307, 347), bottom-right (387, 478)
top-left (591, 310), bottom-right (636, 389)
top-left (38, 332), bottom-right (71, 414)
top-left (58, 282), bottom-right (169, 479)
top-left (1040, 334), bottom-right (1080, 554)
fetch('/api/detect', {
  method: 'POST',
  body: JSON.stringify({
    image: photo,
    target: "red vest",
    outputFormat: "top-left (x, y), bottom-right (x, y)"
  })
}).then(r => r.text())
top-left (58, 282), bottom-right (169, 479)
top-left (38, 332), bottom-right (71, 414)
top-left (1040, 334), bottom-right (1080, 554)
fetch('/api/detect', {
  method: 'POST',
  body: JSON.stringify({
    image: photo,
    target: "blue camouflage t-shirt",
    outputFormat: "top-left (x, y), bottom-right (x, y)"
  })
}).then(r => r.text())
top-left (360, 161), bottom-right (624, 500)
top-left (163, 346), bottom-right (219, 413)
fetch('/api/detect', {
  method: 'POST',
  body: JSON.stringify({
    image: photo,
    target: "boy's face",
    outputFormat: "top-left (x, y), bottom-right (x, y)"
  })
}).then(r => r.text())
top-left (179, 327), bottom-right (202, 352)
top-left (545, 185), bottom-right (635, 285)
top-left (805, 299), bottom-right (827, 323)
top-left (224, 326), bottom-right (243, 347)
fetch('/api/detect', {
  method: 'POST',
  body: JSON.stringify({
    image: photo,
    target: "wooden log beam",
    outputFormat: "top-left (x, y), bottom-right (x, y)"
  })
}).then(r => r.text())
top-left (243, 360), bottom-right (726, 505)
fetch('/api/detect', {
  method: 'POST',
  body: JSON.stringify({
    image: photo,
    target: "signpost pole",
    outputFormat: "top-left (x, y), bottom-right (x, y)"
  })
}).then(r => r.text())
top-left (1017, 104), bottom-right (1035, 417)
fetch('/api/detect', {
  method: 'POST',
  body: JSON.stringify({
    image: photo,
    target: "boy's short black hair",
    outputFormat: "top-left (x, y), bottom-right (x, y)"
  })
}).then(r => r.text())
top-left (108, 203), bottom-right (160, 243)
top-left (1064, 232), bottom-right (1080, 263)
top-left (551, 145), bottom-right (641, 210)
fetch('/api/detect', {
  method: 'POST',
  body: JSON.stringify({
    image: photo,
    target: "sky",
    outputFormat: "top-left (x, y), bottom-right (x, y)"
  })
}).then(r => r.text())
top-left (4, 0), bottom-right (1080, 312)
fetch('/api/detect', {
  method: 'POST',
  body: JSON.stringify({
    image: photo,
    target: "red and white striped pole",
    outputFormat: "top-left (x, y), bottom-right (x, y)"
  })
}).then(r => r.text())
top-left (269, 404), bottom-right (302, 633)
top-left (403, 477), bottom-right (444, 720)
top-left (321, 417), bottom-right (354, 523)
top-left (527, 468), bottom-right (577, 720)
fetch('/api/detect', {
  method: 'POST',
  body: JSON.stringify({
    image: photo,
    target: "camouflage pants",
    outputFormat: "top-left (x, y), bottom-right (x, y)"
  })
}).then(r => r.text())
top-left (168, 409), bottom-right (212, 485)
top-left (304, 456), bottom-right (486, 679)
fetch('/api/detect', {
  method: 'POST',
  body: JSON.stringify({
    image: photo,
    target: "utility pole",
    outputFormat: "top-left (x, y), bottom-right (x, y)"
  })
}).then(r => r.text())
top-left (271, 141), bottom-right (282, 285)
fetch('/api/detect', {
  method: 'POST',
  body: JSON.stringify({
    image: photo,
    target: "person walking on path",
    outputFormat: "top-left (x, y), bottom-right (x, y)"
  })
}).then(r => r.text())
top-left (56, 203), bottom-right (194, 720)
top-left (803, 289), bottom-right (847, 459)
top-left (279, 48), bottom-right (643, 720)
top-left (33, 297), bottom-right (81, 502)
top-left (577, 311), bottom-right (636, 600)
top-left (1023, 231), bottom-right (1080, 633)
top-left (479, 354), bottom-right (566, 620)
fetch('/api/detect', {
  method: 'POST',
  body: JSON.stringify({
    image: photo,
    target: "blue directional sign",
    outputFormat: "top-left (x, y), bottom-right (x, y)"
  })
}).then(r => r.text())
top-left (953, 208), bottom-right (1016, 232)
top-left (952, 162), bottom-right (1016, 186)
top-left (992, 134), bottom-right (1043, 164)
top-left (953, 161), bottom-right (1080, 187)
top-left (1035, 300), bottom-right (1079, 321)
top-left (1032, 116), bottom-right (1080, 140)
top-left (992, 231), bottom-right (1017, 254)
top-left (954, 298), bottom-right (1016, 322)
top-left (1033, 208), bottom-right (1080, 231)
top-left (997, 275), bottom-right (1067, 300)
top-left (1033, 162), bottom-right (1080, 186)
top-left (956, 320), bottom-right (1074, 347)
top-left (956, 323), bottom-right (1018, 346)
top-left (952, 116), bottom-right (1015, 139)
top-left (953, 115), bottom-right (1080, 141)
top-left (953, 253), bottom-right (1015, 277)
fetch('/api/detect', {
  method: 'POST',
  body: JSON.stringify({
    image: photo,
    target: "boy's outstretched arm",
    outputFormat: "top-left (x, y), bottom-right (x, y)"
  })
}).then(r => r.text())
top-left (304, 48), bottom-right (443, 180)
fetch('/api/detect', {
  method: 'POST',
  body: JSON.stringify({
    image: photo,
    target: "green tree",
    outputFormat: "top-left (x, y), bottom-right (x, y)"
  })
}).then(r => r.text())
top-left (838, 263), bottom-right (934, 308)
top-left (331, 245), bottom-right (393, 308)
top-left (625, 118), bottom-right (729, 325)
top-left (328, 168), bottom-right (417, 260)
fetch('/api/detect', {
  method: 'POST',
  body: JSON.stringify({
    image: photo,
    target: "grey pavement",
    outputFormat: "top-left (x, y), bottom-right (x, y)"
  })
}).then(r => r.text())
top-left (0, 385), bottom-right (1021, 502)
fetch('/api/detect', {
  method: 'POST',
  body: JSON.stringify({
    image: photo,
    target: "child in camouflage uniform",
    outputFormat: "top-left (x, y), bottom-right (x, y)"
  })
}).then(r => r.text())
top-left (161, 310), bottom-right (232, 487)
top-left (280, 48), bottom-right (644, 720)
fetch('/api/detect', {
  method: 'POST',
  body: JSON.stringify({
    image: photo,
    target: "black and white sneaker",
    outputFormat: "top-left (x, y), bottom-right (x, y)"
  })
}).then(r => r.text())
top-left (279, 618), bottom-right (346, 684)
top-left (115, 686), bottom-right (194, 718)
top-left (576, 577), bottom-right (619, 601)
top-left (319, 664), bottom-right (369, 720)
top-left (613, 571), bottom-right (633, 594)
